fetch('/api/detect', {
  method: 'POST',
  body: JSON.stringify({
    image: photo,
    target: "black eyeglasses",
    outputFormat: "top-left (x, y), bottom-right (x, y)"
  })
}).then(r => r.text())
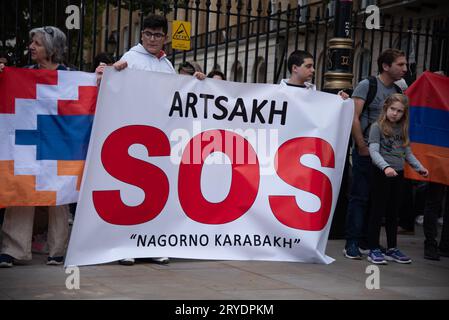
top-left (43, 26), bottom-right (54, 37)
top-left (142, 31), bottom-right (165, 40)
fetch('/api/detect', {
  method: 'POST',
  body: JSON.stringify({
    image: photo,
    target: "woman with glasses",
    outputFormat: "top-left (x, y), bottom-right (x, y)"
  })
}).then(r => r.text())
top-left (27, 26), bottom-right (73, 70)
top-left (0, 26), bottom-right (72, 268)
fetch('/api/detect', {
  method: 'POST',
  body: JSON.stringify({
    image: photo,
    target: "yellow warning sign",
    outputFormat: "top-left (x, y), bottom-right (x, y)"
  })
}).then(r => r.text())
top-left (172, 20), bottom-right (191, 51)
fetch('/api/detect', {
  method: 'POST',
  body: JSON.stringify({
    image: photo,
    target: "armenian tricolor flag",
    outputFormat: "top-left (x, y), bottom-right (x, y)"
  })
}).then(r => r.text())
top-left (0, 67), bottom-right (97, 207)
top-left (405, 71), bottom-right (449, 186)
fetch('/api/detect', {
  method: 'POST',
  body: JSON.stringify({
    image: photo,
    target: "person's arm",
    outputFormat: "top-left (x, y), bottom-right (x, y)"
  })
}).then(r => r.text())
top-left (95, 60), bottom-right (128, 86)
top-left (369, 142), bottom-right (397, 177)
top-left (338, 90), bottom-right (350, 100)
top-left (368, 124), bottom-right (390, 170)
top-left (405, 146), bottom-right (428, 177)
top-left (352, 97), bottom-right (369, 156)
top-left (113, 60), bottom-right (128, 71)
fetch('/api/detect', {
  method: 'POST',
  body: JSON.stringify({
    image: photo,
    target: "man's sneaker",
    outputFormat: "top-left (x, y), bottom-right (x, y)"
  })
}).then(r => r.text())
top-left (0, 254), bottom-right (13, 268)
top-left (367, 249), bottom-right (388, 265)
top-left (385, 248), bottom-right (411, 264)
top-left (424, 245), bottom-right (440, 260)
top-left (343, 244), bottom-right (362, 260)
top-left (360, 244), bottom-right (386, 255)
top-left (119, 258), bottom-right (135, 266)
top-left (151, 257), bottom-right (170, 264)
top-left (47, 256), bottom-right (64, 265)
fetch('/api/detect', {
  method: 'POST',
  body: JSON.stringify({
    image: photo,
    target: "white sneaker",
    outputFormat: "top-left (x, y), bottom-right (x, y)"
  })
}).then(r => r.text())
top-left (151, 257), bottom-right (169, 264)
top-left (438, 217), bottom-right (444, 226)
top-left (119, 258), bottom-right (135, 266)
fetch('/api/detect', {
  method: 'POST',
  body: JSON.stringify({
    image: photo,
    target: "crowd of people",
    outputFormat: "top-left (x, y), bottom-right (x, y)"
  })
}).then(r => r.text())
top-left (0, 14), bottom-right (447, 269)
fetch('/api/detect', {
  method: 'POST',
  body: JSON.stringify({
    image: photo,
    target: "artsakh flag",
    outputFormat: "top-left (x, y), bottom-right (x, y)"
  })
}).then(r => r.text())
top-left (404, 71), bottom-right (449, 186)
top-left (0, 67), bottom-right (97, 207)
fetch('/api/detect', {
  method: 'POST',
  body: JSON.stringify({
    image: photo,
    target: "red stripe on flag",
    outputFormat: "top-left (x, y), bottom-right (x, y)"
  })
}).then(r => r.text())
top-left (58, 86), bottom-right (98, 115)
top-left (404, 142), bottom-right (449, 186)
top-left (0, 67), bottom-right (58, 114)
top-left (406, 71), bottom-right (449, 112)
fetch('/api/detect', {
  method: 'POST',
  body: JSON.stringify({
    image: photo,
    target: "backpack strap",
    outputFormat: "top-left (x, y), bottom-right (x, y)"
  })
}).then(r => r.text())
top-left (393, 82), bottom-right (403, 94)
top-left (363, 76), bottom-right (377, 114)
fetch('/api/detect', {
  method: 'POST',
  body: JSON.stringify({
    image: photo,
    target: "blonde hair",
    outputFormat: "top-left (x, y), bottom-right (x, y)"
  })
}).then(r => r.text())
top-left (378, 93), bottom-right (410, 146)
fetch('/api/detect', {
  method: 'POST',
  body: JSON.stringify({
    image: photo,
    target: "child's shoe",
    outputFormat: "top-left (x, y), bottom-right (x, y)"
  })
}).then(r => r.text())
top-left (367, 249), bottom-right (387, 265)
top-left (385, 248), bottom-right (412, 264)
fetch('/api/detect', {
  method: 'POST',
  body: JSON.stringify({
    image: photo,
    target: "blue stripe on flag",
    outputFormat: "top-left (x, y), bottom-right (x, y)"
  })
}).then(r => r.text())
top-left (16, 115), bottom-right (93, 160)
top-left (409, 106), bottom-right (449, 149)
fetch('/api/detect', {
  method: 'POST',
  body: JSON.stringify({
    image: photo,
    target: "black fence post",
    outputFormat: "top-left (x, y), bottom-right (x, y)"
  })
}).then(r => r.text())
top-left (253, 0), bottom-right (262, 82)
top-left (223, 0), bottom-right (231, 80)
top-left (213, 0), bottom-right (222, 71)
top-left (233, 0), bottom-right (242, 82)
top-left (203, 0), bottom-right (211, 73)
top-left (263, 0), bottom-right (271, 83)
top-left (193, 0), bottom-right (200, 62)
top-left (243, 0), bottom-right (251, 83)
top-left (92, 0), bottom-right (98, 69)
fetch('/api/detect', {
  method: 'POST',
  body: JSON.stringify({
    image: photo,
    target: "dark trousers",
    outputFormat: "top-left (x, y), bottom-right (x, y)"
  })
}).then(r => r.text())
top-left (368, 167), bottom-right (405, 249)
top-left (423, 183), bottom-right (449, 249)
top-left (399, 180), bottom-right (428, 231)
top-left (345, 148), bottom-right (372, 247)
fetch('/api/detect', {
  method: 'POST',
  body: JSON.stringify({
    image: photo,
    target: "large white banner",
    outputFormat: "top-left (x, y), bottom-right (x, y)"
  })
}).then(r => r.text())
top-left (65, 68), bottom-right (354, 266)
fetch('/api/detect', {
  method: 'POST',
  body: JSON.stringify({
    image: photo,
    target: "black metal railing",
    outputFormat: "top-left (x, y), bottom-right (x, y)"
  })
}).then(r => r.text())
top-left (1, 0), bottom-right (448, 87)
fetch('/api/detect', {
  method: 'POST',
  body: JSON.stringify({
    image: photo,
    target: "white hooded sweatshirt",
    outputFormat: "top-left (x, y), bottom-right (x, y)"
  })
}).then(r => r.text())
top-left (120, 43), bottom-right (176, 74)
top-left (279, 78), bottom-right (316, 90)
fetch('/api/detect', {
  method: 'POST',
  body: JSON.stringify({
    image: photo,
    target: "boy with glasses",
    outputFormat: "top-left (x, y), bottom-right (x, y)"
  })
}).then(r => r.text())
top-left (95, 14), bottom-right (205, 266)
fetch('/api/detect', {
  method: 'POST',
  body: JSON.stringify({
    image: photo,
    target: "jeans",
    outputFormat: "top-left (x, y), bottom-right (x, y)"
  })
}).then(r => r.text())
top-left (345, 148), bottom-right (372, 247)
top-left (423, 183), bottom-right (449, 249)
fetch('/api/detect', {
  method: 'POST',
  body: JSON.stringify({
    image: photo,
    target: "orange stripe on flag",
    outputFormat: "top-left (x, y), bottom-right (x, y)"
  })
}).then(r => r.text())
top-left (404, 142), bottom-right (449, 186)
top-left (0, 160), bottom-right (56, 206)
top-left (57, 160), bottom-right (85, 190)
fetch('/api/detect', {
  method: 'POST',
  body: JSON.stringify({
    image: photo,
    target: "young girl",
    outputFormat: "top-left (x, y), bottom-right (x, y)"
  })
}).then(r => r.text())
top-left (367, 93), bottom-right (428, 264)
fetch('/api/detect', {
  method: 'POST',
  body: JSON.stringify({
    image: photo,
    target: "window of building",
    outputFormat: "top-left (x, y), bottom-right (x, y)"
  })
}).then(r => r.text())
top-left (298, 0), bottom-right (308, 23)
top-left (252, 57), bottom-right (266, 83)
top-left (327, 0), bottom-right (336, 17)
top-left (356, 48), bottom-right (372, 81)
top-left (134, 23), bottom-right (140, 45)
top-left (230, 60), bottom-right (243, 82)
